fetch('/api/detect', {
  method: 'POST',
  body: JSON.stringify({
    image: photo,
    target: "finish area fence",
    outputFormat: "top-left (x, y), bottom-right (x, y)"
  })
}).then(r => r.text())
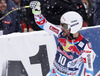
top-left (0, 26), bottom-right (100, 76)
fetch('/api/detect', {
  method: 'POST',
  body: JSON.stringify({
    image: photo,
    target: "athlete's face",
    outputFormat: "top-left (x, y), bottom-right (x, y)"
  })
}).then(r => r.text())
top-left (0, 0), bottom-right (7, 13)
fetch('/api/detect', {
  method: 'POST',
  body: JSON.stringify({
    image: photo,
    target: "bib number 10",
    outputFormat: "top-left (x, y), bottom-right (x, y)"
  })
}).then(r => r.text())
top-left (58, 54), bottom-right (66, 66)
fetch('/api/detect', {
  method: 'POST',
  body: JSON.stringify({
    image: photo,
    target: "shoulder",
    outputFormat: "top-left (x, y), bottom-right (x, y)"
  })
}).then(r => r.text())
top-left (81, 37), bottom-right (92, 49)
top-left (81, 37), bottom-right (89, 44)
top-left (3, 12), bottom-right (12, 24)
top-left (78, 34), bottom-right (90, 48)
top-left (7, 0), bottom-right (17, 8)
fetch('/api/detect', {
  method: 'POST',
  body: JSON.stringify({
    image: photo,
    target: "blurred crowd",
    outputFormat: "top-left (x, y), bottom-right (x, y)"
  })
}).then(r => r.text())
top-left (0, 0), bottom-right (99, 35)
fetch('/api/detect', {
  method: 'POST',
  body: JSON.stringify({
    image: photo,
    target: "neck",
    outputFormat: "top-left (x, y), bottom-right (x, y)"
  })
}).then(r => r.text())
top-left (73, 32), bottom-right (79, 38)
top-left (69, 32), bottom-right (79, 40)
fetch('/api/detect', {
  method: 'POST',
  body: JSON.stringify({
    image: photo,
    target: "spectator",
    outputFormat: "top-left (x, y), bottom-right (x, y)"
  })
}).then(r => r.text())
top-left (6, 0), bottom-right (22, 32)
top-left (81, 0), bottom-right (89, 13)
top-left (93, 0), bottom-right (100, 25)
top-left (0, 0), bottom-right (22, 35)
top-left (0, 0), bottom-right (7, 35)
top-left (81, 0), bottom-right (94, 26)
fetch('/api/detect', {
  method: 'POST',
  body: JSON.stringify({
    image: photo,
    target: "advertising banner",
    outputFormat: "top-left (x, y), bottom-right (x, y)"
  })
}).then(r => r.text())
top-left (0, 26), bottom-right (100, 76)
top-left (0, 31), bottom-right (57, 76)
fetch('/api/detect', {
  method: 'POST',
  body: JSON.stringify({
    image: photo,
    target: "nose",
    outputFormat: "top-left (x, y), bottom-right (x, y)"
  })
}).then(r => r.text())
top-left (61, 28), bottom-right (71, 37)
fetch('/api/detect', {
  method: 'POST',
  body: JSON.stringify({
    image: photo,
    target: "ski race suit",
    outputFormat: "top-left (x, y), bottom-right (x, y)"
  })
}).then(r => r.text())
top-left (34, 14), bottom-right (95, 76)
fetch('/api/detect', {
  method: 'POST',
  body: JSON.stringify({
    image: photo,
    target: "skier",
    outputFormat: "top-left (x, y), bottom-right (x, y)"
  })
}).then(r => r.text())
top-left (29, 1), bottom-right (95, 76)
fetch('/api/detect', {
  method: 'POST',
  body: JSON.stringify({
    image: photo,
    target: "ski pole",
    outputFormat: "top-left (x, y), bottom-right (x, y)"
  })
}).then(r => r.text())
top-left (0, 6), bottom-right (30, 20)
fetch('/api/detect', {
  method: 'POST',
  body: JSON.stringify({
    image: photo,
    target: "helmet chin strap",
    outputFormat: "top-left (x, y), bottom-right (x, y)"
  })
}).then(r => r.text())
top-left (68, 33), bottom-right (79, 40)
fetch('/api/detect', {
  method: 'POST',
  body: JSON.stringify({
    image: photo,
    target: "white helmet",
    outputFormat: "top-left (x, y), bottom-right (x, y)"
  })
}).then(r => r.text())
top-left (60, 11), bottom-right (83, 34)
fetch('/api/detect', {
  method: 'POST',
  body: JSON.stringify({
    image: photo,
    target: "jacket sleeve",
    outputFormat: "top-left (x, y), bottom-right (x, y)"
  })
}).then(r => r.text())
top-left (82, 42), bottom-right (95, 76)
top-left (34, 14), bottom-right (62, 37)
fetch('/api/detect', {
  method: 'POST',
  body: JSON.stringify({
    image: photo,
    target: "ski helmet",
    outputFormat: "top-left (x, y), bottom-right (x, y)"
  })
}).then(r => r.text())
top-left (60, 11), bottom-right (83, 34)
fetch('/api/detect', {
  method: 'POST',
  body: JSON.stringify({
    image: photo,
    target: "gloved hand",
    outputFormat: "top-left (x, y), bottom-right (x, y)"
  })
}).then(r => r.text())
top-left (29, 1), bottom-right (41, 15)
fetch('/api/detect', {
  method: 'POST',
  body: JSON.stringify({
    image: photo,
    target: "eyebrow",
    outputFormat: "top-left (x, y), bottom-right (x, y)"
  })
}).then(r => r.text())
top-left (0, 0), bottom-right (6, 2)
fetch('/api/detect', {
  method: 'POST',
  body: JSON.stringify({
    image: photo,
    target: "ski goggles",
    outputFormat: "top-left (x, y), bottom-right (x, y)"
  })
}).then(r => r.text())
top-left (60, 23), bottom-right (70, 30)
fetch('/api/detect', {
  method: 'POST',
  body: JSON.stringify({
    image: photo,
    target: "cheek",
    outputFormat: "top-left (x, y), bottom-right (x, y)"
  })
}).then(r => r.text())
top-left (4, 4), bottom-right (7, 7)
top-left (66, 30), bottom-right (70, 33)
top-left (1, 3), bottom-right (7, 8)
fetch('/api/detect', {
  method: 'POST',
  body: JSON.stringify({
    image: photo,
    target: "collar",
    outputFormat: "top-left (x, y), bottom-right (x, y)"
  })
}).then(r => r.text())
top-left (68, 33), bottom-right (83, 43)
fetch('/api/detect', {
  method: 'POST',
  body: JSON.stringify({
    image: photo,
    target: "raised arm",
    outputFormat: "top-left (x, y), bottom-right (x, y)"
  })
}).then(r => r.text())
top-left (29, 1), bottom-right (62, 37)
